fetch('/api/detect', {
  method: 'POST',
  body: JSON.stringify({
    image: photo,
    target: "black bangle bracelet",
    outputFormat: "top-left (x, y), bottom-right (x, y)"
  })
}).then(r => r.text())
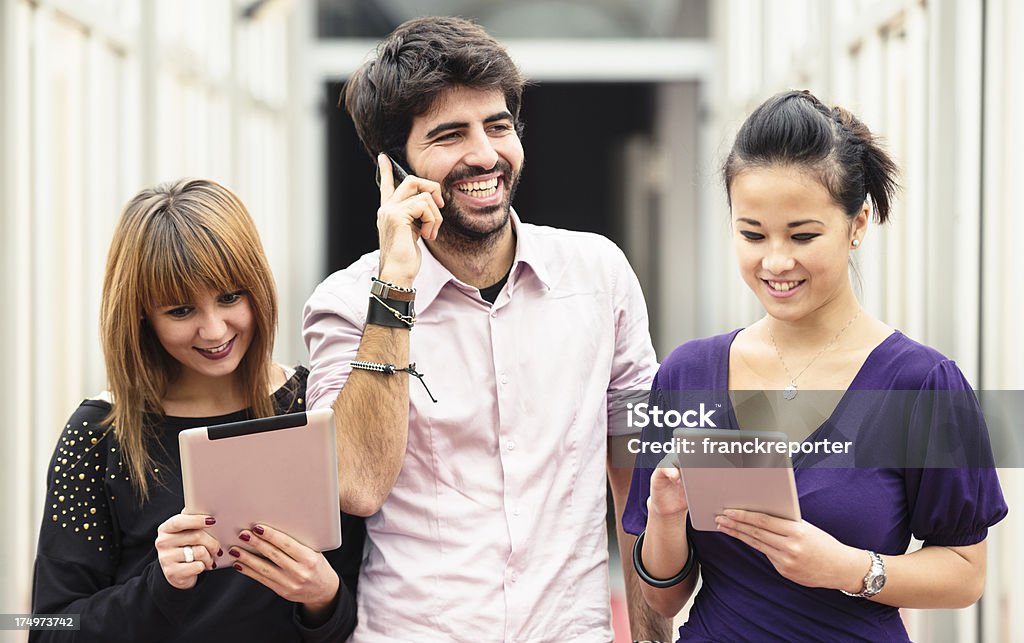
top-left (633, 528), bottom-right (696, 588)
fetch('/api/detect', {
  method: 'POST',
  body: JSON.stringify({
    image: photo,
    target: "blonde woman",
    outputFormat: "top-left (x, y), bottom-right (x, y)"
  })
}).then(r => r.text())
top-left (31, 179), bottom-right (358, 642)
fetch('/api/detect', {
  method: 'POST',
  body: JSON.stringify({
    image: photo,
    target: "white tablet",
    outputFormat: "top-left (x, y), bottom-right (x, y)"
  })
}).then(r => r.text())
top-left (179, 407), bottom-right (342, 560)
top-left (672, 428), bottom-right (801, 531)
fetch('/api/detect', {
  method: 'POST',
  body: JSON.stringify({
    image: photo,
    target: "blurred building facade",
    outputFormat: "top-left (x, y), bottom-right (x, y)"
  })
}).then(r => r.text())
top-left (1, 1), bottom-right (1020, 641)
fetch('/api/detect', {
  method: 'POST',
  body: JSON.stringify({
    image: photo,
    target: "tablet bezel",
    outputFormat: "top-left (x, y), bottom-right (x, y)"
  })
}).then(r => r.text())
top-left (179, 407), bottom-right (342, 562)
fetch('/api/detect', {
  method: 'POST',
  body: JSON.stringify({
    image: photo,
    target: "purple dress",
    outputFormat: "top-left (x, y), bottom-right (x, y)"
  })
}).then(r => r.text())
top-left (622, 330), bottom-right (1008, 642)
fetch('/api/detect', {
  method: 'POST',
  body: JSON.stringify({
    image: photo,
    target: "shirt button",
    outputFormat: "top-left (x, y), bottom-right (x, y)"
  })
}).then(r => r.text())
top-left (500, 373), bottom-right (509, 385)
top-left (511, 571), bottom-right (518, 583)
top-left (507, 440), bottom-right (516, 451)
top-left (490, 310), bottom-right (498, 318)
top-left (513, 507), bottom-right (520, 516)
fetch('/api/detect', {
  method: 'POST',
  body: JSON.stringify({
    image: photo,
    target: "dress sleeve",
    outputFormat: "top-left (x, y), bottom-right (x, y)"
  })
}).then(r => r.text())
top-left (621, 375), bottom-right (668, 537)
top-left (30, 403), bottom-right (198, 643)
top-left (291, 587), bottom-right (357, 643)
top-left (903, 361), bottom-right (1008, 547)
top-left (623, 461), bottom-right (653, 537)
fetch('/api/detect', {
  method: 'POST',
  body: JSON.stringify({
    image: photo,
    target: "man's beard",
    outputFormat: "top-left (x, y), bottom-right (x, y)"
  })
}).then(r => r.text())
top-left (434, 159), bottom-right (523, 251)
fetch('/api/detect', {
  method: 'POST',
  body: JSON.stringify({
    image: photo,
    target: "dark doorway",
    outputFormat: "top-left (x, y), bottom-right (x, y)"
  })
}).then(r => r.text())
top-left (323, 82), bottom-right (656, 275)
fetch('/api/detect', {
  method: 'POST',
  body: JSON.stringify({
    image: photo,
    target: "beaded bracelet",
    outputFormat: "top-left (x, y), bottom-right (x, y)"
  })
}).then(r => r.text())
top-left (351, 360), bottom-right (438, 403)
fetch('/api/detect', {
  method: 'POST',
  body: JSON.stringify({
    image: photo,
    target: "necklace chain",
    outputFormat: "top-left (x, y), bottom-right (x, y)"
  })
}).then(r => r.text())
top-left (768, 310), bottom-right (861, 397)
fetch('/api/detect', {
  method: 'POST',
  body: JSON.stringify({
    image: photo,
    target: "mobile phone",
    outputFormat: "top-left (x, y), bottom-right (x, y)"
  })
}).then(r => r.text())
top-left (375, 153), bottom-right (410, 187)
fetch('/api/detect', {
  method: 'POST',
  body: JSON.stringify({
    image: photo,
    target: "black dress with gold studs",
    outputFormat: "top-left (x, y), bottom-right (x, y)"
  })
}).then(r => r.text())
top-left (30, 366), bottom-right (363, 642)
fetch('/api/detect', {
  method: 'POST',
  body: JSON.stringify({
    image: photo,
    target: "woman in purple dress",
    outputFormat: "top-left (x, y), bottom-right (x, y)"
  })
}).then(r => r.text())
top-left (623, 90), bottom-right (1007, 641)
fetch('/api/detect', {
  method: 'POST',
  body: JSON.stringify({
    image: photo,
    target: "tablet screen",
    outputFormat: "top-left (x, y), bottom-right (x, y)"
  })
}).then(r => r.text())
top-left (672, 428), bottom-right (800, 531)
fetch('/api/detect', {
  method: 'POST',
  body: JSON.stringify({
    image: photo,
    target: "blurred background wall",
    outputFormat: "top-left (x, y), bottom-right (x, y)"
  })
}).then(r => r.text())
top-left (1, 0), bottom-right (1020, 641)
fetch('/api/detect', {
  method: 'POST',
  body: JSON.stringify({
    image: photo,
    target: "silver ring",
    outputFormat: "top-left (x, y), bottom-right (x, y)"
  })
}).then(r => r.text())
top-left (183, 545), bottom-right (195, 563)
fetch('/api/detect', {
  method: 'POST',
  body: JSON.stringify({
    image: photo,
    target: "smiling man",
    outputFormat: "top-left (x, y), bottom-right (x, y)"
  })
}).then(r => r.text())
top-left (302, 16), bottom-right (668, 642)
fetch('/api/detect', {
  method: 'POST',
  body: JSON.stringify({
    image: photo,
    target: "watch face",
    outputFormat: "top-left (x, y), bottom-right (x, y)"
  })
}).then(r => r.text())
top-left (867, 575), bottom-right (886, 593)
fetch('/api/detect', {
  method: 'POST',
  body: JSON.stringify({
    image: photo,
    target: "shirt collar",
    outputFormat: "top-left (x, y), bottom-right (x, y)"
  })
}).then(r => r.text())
top-left (414, 210), bottom-right (553, 314)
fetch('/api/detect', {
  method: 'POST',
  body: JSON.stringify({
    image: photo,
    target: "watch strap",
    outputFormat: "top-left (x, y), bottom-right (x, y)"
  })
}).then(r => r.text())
top-left (371, 278), bottom-right (416, 302)
top-left (840, 550), bottom-right (885, 598)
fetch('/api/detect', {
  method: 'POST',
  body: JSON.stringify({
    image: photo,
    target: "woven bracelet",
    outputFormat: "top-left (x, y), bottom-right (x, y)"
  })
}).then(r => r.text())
top-left (351, 360), bottom-right (438, 403)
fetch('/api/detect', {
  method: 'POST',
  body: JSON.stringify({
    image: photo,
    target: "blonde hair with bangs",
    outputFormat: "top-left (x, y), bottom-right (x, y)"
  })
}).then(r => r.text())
top-left (100, 178), bottom-right (278, 501)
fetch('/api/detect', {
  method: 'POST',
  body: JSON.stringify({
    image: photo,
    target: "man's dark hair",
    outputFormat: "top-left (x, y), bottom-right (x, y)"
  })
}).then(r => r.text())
top-left (341, 16), bottom-right (526, 167)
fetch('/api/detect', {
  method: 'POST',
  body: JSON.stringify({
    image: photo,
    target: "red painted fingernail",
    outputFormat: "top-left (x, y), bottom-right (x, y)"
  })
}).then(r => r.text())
top-left (212, 561), bottom-right (217, 569)
top-left (229, 548), bottom-right (240, 557)
top-left (217, 549), bottom-right (223, 557)
top-left (239, 533), bottom-right (251, 542)
top-left (253, 524), bottom-right (265, 536)
top-left (205, 517), bottom-right (216, 525)
top-left (233, 563), bottom-right (243, 571)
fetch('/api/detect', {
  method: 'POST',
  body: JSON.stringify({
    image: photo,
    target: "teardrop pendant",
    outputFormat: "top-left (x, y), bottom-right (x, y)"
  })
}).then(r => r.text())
top-left (783, 384), bottom-right (798, 400)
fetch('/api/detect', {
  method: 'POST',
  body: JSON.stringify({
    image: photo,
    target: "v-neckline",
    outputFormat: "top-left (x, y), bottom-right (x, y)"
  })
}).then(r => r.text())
top-left (720, 328), bottom-right (901, 463)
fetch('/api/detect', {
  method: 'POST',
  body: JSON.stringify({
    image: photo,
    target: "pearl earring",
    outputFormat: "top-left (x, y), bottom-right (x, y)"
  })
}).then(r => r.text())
top-left (851, 239), bottom-right (861, 248)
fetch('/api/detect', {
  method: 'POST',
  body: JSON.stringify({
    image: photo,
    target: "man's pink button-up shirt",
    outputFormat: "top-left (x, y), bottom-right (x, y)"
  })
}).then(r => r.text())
top-left (303, 215), bottom-right (657, 642)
